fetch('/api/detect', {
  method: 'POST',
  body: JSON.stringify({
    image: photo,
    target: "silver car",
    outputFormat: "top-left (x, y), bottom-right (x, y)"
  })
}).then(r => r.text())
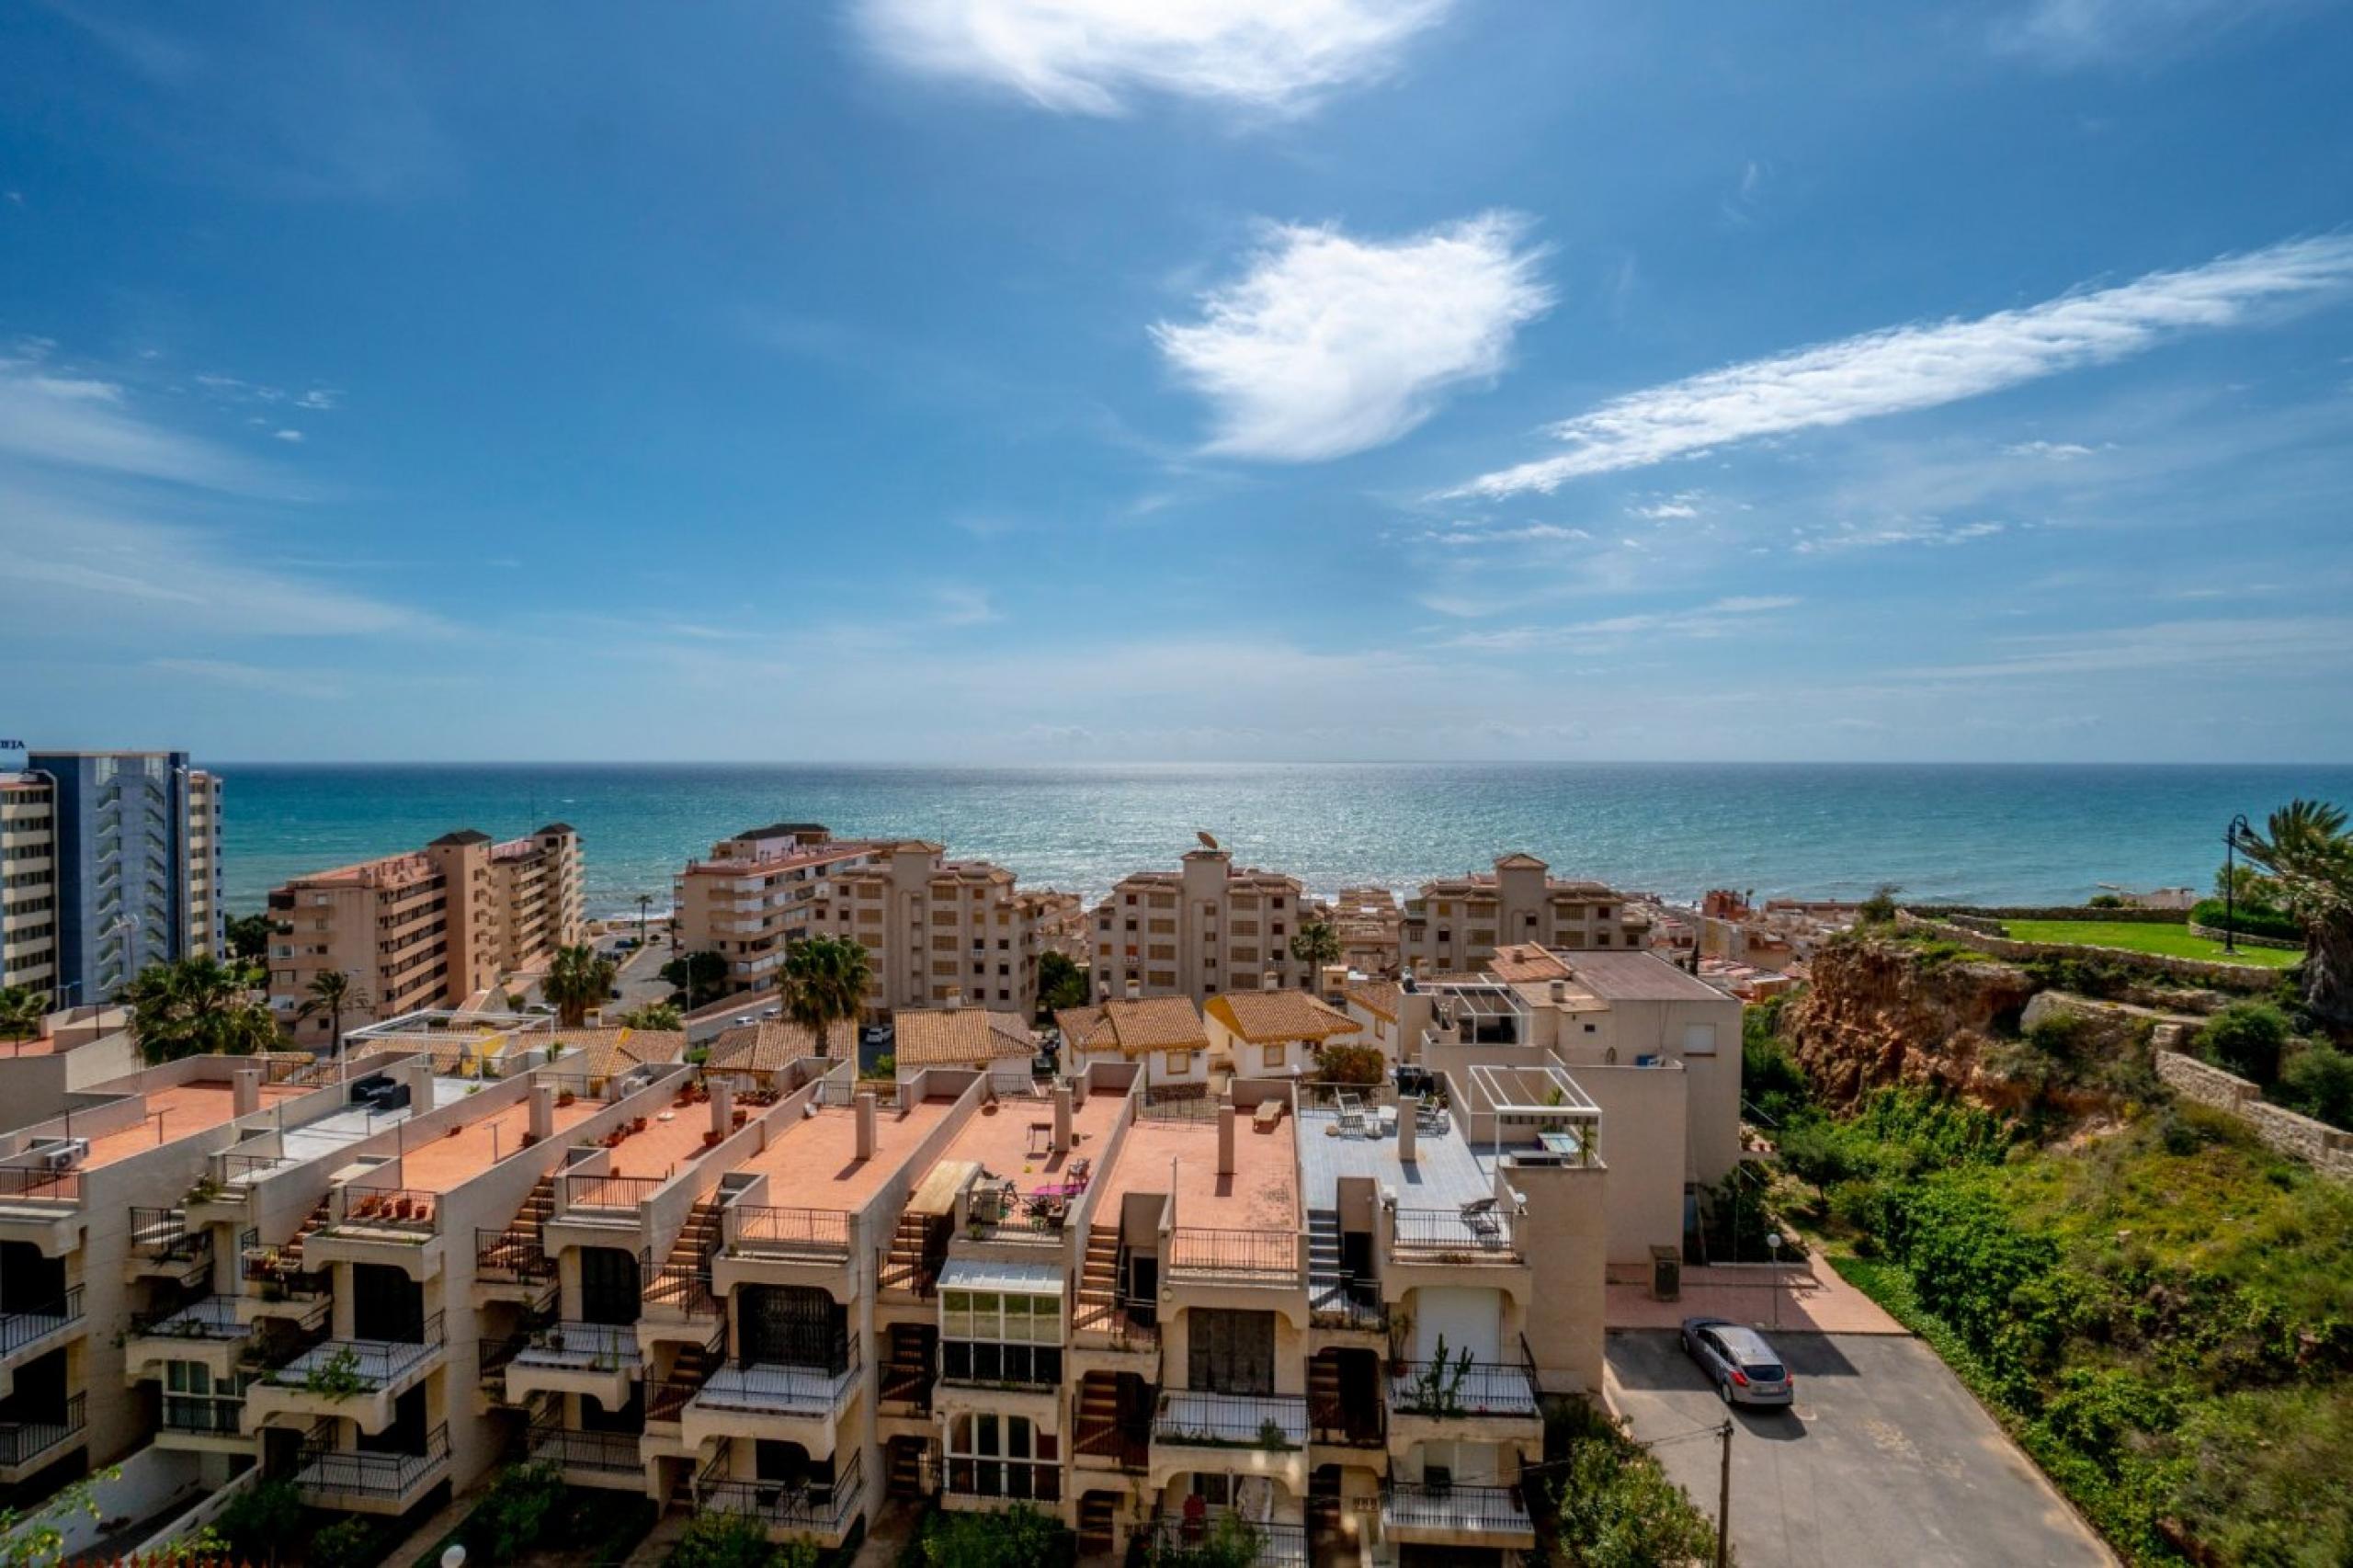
top-left (1680, 1316), bottom-right (1794, 1407)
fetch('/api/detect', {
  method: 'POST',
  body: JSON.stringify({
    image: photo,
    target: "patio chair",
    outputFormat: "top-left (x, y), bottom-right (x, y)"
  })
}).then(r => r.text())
top-left (1458, 1196), bottom-right (1500, 1238)
top-left (1336, 1093), bottom-right (1367, 1139)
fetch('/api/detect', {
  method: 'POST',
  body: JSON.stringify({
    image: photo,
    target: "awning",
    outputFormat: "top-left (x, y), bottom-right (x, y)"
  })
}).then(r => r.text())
top-left (938, 1257), bottom-right (1064, 1295)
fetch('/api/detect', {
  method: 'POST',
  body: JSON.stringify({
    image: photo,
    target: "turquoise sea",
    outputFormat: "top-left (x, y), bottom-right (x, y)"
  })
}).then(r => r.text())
top-left (207, 763), bottom-right (2353, 921)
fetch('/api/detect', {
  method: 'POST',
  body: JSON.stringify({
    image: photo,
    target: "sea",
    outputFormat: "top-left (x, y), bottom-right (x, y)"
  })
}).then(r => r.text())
top-left (206, 762), bottom-right (2353, 921)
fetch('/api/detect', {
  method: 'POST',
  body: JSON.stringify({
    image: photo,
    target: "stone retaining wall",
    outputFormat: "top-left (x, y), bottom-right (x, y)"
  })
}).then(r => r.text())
top-left (1923, 904), bottom-right (2189, 925)
top-left (1894, 911), bottom-right (2283, 993)
top-left (2155, 1050), bottom-right (2353, 1181)
top-left (2186, 921), bottom-right (2302, 951)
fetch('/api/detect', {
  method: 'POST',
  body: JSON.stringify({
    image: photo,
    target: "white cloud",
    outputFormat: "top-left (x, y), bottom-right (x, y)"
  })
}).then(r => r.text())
top-left (1155, 211), bottom-right (1552, 461)
top-left (852, 0), bottom-right (1455, 116)
top-left (272, 428), bottom-right (304, 443)
top-left (0, 358), bottom-right (274, 492)
top-left (1447, 595), bottom-right (1798, 651)
top-left (1991, 0), bottom-right (2309, 67)
top-left (1418, 521), bottom-right (1589, 548)
top-left (1791, 518), bottom-right (2007, 554)
top-left (932, 585), bottom-right (1001, 626)
top-left (1455, 234), bottom-right (2353, 496)
top-left (149, 657), bottom-right (345, 700)
top-left (295, 388), bottom-right (340, 411)
top-left (2002, 439), bottom-right (2096, 460)
top-left (1893, 617), bottom-right (2353, 681)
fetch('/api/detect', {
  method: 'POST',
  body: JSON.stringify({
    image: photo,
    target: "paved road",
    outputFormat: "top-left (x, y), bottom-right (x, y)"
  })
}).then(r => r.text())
top-left (1606, 1330), bottom-right (2114, 1568)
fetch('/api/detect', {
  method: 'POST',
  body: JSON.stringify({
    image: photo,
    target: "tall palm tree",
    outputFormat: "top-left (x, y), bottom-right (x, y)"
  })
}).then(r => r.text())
top-left (543, 943), bottom-right (618, 1028)
top-left (121, 955), bottom-right (278, 1065)
top-left (1289, 917), bottom-right (1342, 990)
top-left (2235, 799), bottom-right (2353, 1035)
top-left (781, 936), bottom-right (872, 1055)
top-left (296, 970), bottom-right (362, 1054)
top-left (0, 985), bottom-right (45, 1047)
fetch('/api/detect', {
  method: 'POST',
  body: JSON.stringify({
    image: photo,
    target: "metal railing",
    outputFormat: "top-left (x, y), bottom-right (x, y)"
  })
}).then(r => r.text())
top-left (513, 1322), bottom-right (641, 1374)
top-left (563, 1173), bottom-right (665, 1212)
top-left (941, 1453), bottom-right (1063, 1505)
top-left (1136, 1083), bottom-right (1218, 1122)
top-left (0, 1392), bottom-right (85, 1466)
top-left (1386, 1358), bottom-right (1540, 1417)
top-left (0, 1287), bottom-right (85, 1357)
top-left (0, 1165), bottom-right (80, 1203)
top-left (1382, 1481), bottom-right (1533, 1536)
top-left (696, 1449), bottom-right (864, 1533)
top-left (732, 1205), bottom-right (851, 1258)
top-left (1139, 1514), bottom-right (1308, 1567)
top-left (1166, 1228), bottom-right (1298, 1282)
top-left (129, 1296), bottom-right (244, 1342)
top-left (1391, 1207), bottom-right (1520, 1261)
top-left (1308, 1275), bottom-right (1386, 1331)
top-left (294, 1422), bottom-right (450, 1502)
top-left (642, 1259), bottom-right (719, 1316)
top-left (222, 1153), bottom-right (293, 1184)
top-left (334, 1186), bottom-right (442, 1233)
top-left (259, 1310), bottom-right (445, 1390)
top-left (160, 1393), bottom-right (244, 1437)
top-left (529, 1423), bottom-right (644, 1474)
top-left (475, 1227), bottom-right (556, 1284)
top-left (1153, 1390), bottom-right (1308, 1450)
top-left (693, 1337), bottom-right (862, 1417)
top-left (128, 1207), bottom-right (207, 1261)
top-left (1072, 1401), bottom-right (1149, 1470)
top-left (1070, 1296), bottom-right (1158, 1351)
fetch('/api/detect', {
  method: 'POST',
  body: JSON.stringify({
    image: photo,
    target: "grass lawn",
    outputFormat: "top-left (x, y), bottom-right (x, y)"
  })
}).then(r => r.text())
top-left (2001, 918), bottom-right (2302, 968)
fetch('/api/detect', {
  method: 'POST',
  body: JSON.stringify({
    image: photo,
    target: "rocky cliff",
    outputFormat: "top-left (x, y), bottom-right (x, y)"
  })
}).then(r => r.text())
top-left (1778, 938), bottom-right (2040, 1108)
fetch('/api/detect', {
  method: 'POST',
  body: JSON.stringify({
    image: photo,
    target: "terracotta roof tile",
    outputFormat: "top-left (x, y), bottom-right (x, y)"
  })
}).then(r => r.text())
top-left (892, 1006), bottom-right (1038, 1067)
top-left (706, 1017), bottom-right (858, 1074)
top-left (1204, 990), bottom-right (1360, 1042)
top-left (1054, 995), bottom-right (1209, 1055)
top-left (1340, 980), bottom-right (1403, 1022)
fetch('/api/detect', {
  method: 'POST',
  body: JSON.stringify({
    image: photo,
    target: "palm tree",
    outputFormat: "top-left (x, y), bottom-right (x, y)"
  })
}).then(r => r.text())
top-left (0, 985), bottom-right (45, 1047)
top-left (1289, 916), bottom-right (1342, 990)
top-left (296, 970), bottom-right (361, 1053)
top-left (543, 943), bottom-right (618, 1028)
top-left (2234, 799), bottom-right (2353, 1035)
top-left (121, 955), bottom-right (278, 1065)
top-left (781, 936), bottom-right (872, 1056)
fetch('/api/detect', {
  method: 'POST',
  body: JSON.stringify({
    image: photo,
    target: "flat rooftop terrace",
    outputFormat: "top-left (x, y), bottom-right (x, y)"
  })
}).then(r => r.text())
top-left (929, 1090), bottom-right (1124, 1193)
top-left (266, 1077), bottom-right (477, 1170)
top-left (1295, 1107), bottom-right (1493, 1210)
top-left (399, 1095), bottom-right (603, 1192)
top-left (1093, 1115), bottom-right (1298, 1234)
top-left (738, 1095), bottom-right (960, 1210)
top-left (606, 1106), bottom-right (729, 1183)
top-left (83, 1081), bottom-right (312, 1171)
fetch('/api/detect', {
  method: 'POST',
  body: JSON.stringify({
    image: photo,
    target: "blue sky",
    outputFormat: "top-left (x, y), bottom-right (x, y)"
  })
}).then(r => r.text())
top-left (4, 0), bottom-right (2350, 764)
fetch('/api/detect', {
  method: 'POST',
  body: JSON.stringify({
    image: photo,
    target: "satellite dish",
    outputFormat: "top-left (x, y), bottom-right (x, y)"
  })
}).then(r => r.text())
top-left (1197, 831), bottom-right (1220, 851)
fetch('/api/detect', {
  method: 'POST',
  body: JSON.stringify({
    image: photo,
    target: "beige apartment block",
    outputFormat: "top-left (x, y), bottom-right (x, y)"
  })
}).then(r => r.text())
top-left (1401, 853), bottom-right (1649, 976)
top-left (824, 842), bottom-right (1062, 1018)
top-left (266, 825), bottom-right (584, 1046)
top-left (184, 768), bottom-right (222, 962)
top-left (1, 774), bottom-right (58, 997)
top-left (1090, 848), bottom-right (1309, 1005)
top-left (1325, 886), bottom-right (1401, 980)
top-left (673, 824), bottom-right (883, 998)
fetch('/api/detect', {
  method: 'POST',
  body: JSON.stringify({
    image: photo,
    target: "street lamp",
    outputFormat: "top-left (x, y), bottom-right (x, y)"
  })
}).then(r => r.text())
top-left (1766, 1232), bottom-right (1785, 1329)
top-left (637, 893), bottom-right (651, 952)
top-left (2222, 813), bottom-right (2253, 956)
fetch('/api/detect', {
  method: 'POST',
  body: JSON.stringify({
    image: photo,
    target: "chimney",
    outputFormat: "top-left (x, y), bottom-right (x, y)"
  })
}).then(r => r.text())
top-left (233, 1068), bottom-right (261, 1117)
top-left (856, 1090), bottom-right (877, 1161)
top-left (404, 1058), bottom-right (436, 1113)
top-left (1125, 980), bottom-right (1141, 1002)
top-left (1397, 1094), bottom-right (1419, 1164)
top-left (1052, 1085), bottom-right (1073, 1152)
top-left (1217, 1101), bottom-right (1236, 1176)
top-left (529, 1085), bottom-right (554, 1142)
top-left (1549, 978), bottom-right (1567, 1004)
top-left (1071, 1071), bottom-right (1088, 1110)
top-left (710, 1078), bottom-right (734, 1140)
top-left (946, 985), bottom-right (963, 1009)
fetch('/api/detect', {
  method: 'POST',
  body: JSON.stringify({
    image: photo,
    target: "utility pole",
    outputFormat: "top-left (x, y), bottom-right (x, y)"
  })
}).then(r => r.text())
top-left (1715, 1417), bottom-right (1733, 1568)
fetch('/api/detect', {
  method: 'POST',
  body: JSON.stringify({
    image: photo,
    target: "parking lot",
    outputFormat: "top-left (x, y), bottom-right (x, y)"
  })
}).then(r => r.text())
top-left (1606, 1329), bottom-right (2115, 1568)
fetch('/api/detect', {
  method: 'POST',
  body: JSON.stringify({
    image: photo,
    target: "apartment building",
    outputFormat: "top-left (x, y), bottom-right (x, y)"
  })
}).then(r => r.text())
top-left (1089, 848), bottom-right (1308, 1005)
top-left (822, 842), bottom-right (1063, 1018)
top-left (265, 825), bottom-right (584, 1046)
top-left (1325, 887), bottom-right (1402, 981)
top-left (1400, 854), bottom-right (1647, 977)
top-left (2, 752), bottom-right (223, 1009)
top-left (673, 824), bottom-right (884, 998)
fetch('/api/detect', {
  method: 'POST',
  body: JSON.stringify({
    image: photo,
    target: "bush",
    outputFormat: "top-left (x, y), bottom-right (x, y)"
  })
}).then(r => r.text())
top-left (1314, 1041), bottom-right (1386, 1086)
top-left (667, 1511), bottom-right (777, 1568)
top-left (1545, 1397), bottom-right (1720, 1568)
top-left (1857, 883), bottom-right (1901, 926)
top-left (2087, 893), bottom-right (2126, 909)
top-left (310, 1517), bottom-right (383, 1568)
top-left (216, 1479), bottom-right (301, 1561)
top-left (2197, 1002), bottom-right (2294, 1085)
top-left (917, 1505), bottom-right (1074, 1568)
top-left (1741, 999), bottom-right (1811, 1124)
top-left (464, 1463), bottom-right (565, 1563)
top-left (2274, 1042), bottom-right (2353, 1131)
top-left (2190, 899), bottom-right (2302, 943)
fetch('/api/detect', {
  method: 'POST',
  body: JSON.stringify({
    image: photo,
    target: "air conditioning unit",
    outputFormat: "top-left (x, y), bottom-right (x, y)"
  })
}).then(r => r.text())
top-left (35, 1138), bottom-right (89, 1172)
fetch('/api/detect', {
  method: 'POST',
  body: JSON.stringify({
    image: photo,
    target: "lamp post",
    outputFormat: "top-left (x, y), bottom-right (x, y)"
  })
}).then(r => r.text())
top-left (2222, 813), bottom-right (2252, 956)
top-left (1766, 1232), bottom-right (1784, 1329)
top-left (637, 893), bottom-right (651, 953)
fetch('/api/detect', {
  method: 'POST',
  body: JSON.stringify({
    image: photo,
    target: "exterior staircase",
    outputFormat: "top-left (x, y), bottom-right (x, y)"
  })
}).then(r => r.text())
top-left (886, 1437), bottom-right (930, 1501)
top-left (646, 1336), bottom-right (722, 1424)
top-left (1308, 1208), bottom-right (1347, 1315)
top-left (1076, 1491), bottom-right (1120, 1555)
top-left (645, 1195), bottom-right (722, 1315)
top-left (881, 1210), bottom-right (939, 1295)
top-left (881, 1324), bottom-right (935, 1411)
top-left (1074, 1223), bottom-right (1120, 1326)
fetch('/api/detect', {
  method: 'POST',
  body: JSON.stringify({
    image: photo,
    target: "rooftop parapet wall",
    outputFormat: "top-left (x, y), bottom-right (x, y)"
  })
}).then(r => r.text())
top-left (2154, 1050), bottom-right (2353, 1182)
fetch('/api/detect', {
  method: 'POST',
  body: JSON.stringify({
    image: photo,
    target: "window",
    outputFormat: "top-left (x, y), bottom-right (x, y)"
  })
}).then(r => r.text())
top-left (940, 1290), bottom-right (1063, 1387)
top-left (1261, 1042), bottom-right (1284, 1070)
top-left (1681, 1022), bottom-right (1719, 1057)
top-left (945, 1412), bottom-right (1061, 1502)
top-left (1164, 1050), bottom-right (1193, 1076)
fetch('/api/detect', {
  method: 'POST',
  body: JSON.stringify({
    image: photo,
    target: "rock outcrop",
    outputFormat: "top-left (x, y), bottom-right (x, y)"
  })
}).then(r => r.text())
top-left (1777, 938), bottom-right (2039, 1108)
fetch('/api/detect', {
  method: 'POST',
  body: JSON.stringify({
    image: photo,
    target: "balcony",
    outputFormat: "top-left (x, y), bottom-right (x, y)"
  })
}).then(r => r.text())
top-left (1386, 1358), bottom-right (1540, 1421)
top-left (1139, 1513), bottom-right (1308, 1568)
top-left (1150, 1389), bottom-right (1311, 1490)
top-left (1381, 1482), bottom-right (1536, 1548)
top-left (506, 1322), bottom-right (642, 1414)
top-left (472, 1228), bottom-right (558, 1312)
top-left (292, 1422), bottom-right (452, 1515)
top-left (527, 1421), bottom-right (646, 1490)
top-left (0, 1287), bottom-right (85, 1366)
top-left (682, 1342), bottom-right (862, 1453)
top-left (159, 1393), bottom-right (245, 1442)
top-left (1390, 1207), bottom-right (1523, 1265)
top-left (1165, 1229), bottom-right (1301, 1289)
top-left (126, 1209), bottom-right (214, 1286)
top-left (125, 1297), bottom-right (249, 1381)
top-left (695, 1450), bottom-right (865, 1545)
top-left (307, 1187), bottom-right (448, 1280)
top-left (0, 1392), bottom-right (85, 1477)
top-left (247, 1313), bottom-right (446, 1434)
top-left (1308, 1275), bottom-right (1386, 1333)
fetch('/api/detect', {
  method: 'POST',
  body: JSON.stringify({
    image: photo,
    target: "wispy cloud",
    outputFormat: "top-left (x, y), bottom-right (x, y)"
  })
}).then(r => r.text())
top-left (1447, 595), bottom-right (1798, 651)
top-left (851, 0), bottom-right (1456, 117)
top-left (1791, 517), bottom-right (2007, 554)
top-left (1893, 617), bottom-right (2353, 681)
top-left (2002, 439), bottom-right (2096, 460)
top-left (0, 358), bottom-right (277, 493)
top-left (1454, 234), bottom-right (2353, 497)
top-left (149, 657), bottom-right (345, 700)
top-left (932, 585), bottom-right (1001, 626)
top-left (1155, 211), bottom-right (1552, 461)
top-left (272, 428), bottom-right (304, 443)
top-left (1991, 0), bottom-right (2313, 67)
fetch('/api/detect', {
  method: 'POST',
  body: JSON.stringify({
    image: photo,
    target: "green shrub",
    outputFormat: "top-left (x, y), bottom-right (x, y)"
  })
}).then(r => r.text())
top-left (1544, 1397), bottom-right (1720, 1568)
top-left (2189, 899), bottom-right (2302, 943)
top-left (667, 1510), bottom-right (777, 1568)
top-left (2197, 1002), bottom-right (2294, 1085)
top-left (917, 1504), bottom-right (1074, 1568)
top-left (464, 1462), bottom-right (565, 1563)
top-left (215, 1479), bottom-right (301, 1561)
top-left (310, 1517), bottom-right (382, 1568)
top-left (2274, 1043), bottom-right (2353, 1131)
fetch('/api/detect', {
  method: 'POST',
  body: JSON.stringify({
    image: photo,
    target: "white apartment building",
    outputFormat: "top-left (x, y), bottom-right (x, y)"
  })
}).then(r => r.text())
top-left (673, 824), bottom-right (884, 998)
top-left (1090, 848), bottom-right (1308, 1005)
top-left (1401, 854), bottom-right (1648, 977)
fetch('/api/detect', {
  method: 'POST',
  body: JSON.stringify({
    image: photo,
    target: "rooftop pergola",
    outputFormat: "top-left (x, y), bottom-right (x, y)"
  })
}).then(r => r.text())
top-left (1464, 1060), bottom-right (1603, 1167)
top-left (340, 1009), bottom-right (554, 1079)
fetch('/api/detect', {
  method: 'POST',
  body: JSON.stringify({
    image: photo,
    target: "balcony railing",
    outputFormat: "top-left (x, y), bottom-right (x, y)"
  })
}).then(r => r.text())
top-left (1386, 1358), bottom-right (1540, 1418)
top-left (1140, 1513), bottom-right (1309, 1567)
top-left (475, 1227), bottom-right (556, 1285)
top-left (513, 1322), bottom-right (642, 1376)
top-left (259, 1312), bottom-right (445, 1392)
top-left (0, 1392), bottom-right (85, 1467)
top-left (1382, 1481), bottom-right (1534, 1537)
top-left (529, 1423), bottom-right (644, 1474)
top-left (294, 1422), bottom-right (451, 1504)
top-left (642, 1260), bottom-right (719, 1317)
top-left (697, 1449), bottom-right (864, 1534)
top-left (0, 1287), bottom-right (85, 1358)
top-left (129, 1296), bottom-right (245, 1343)
top-left (732, 1206), bottom-right (851, 1259)
top-left (1308, 1275), bottom-right (1387, 1331)
top-left (0, 1165), bottom-right (80, 1204)
top-left (1072, 1403), bottom-right (1149, 1471)
top-left (1391, 1208), bottom-right (1520, 1262)
top-left (941, 1454), bottom-right (1063, 1505)
top-left (128, 1207), bottom-right (210, 1265)
top-left (1071, 1296), bottom-right (1158, 1352)
top-left (693, 1339), bottom-right (862, 1419)
top-left (563, 1174), bottom-right (665, 1213)
top-left (160, 1394), bottom-right (244, 1437)
top-left (333, 1186), bottom-right (442, 1234)
top-left (1165, 1228), bottom-right (1298, 1284)
top-left (1153, 1391), bottom-right (1308, 1451)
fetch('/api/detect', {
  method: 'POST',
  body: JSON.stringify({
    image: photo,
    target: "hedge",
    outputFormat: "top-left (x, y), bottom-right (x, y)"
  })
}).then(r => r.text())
top-left (2188, 900), bottom-right (2302, 943)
